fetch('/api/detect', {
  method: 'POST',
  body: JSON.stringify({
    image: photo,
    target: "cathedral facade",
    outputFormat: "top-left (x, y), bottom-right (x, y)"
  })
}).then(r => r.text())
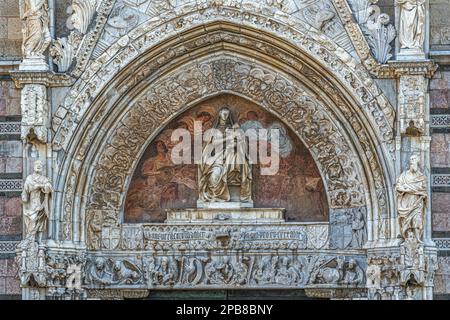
top-left (0, 0), bottom-right (449, 300)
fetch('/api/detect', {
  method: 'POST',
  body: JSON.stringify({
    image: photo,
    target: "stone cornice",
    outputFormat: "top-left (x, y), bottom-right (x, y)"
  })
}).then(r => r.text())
top-left (9, 70), bottom-right (75, 88)
top-left (377, 60), bottom-right (438, 79)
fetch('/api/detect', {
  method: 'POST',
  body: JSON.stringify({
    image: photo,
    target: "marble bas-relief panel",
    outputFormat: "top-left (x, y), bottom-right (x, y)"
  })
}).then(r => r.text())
top-left (125, 95), bottom-right (329, 223)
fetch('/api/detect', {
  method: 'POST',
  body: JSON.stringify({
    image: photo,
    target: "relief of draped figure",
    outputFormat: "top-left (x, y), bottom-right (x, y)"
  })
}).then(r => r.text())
top-left (21, 0), bottom-right (51, 58)
top-left (396, 0), bottom-right (425, 50)
top-left (198, 107), bottom-right (252, 205)
top-left (396, 155), bottom-right (427, 242)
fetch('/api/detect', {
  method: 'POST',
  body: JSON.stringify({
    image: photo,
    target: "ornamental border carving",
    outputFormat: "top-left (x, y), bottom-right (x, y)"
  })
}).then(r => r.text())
top-left (85, 56), bottom-right (369, 239)
top-left (52, 27), bottom-right (395, 246)
top-left (52, 12), bottom-right (395, 154)
top-left (67, 0), bottom-right (391, 77)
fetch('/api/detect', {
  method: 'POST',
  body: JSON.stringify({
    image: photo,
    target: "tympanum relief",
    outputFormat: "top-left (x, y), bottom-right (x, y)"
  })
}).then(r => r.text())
top-left (125, 95), bottom-right (328, 223)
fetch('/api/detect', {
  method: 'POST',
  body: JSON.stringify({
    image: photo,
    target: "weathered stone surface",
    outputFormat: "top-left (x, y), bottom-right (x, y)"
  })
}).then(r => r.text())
top-left (432, 193), bottom-right (450, 232)
top-left (0, 0), bottom-right (446, 301)
top-left (0, 0), bottom-right (21, 59)
top-left (0, 196), bottom-right (22, 236)
top-left (431, 134), bottom-right (450, 168)
top-left (0, 81), bottom-right (20, 116)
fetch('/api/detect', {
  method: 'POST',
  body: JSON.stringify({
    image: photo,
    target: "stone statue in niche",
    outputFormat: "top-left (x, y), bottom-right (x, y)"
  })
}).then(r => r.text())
top-left (22, 160), bottom-right (53, 243)
top-left (21, 0), bottom-right (51, 58)
top-left (396, 0), bottom-right (425, 51)
top-left (396, 155), bottom-right (427, 242)
top-left (198, 107), bottom-right (253, 207)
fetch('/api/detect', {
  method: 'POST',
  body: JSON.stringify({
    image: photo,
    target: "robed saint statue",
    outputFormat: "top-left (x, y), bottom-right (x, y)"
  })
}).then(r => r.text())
top-left (198, 107), bottom-right (252, 205)
top-left (396, 155), bottom-right (427, 242)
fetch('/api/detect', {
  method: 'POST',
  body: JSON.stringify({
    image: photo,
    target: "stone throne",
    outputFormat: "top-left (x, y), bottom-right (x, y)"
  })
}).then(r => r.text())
top-left (166, 107), bottom-right (285, 224)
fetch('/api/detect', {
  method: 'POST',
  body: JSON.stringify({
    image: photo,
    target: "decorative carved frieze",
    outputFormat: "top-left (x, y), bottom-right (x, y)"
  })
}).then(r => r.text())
top-left (88, 223), bottom-right (329, 252)
top-left (0, 241), bottom-right (20, 255)
top-left (431, 115), bottom-right (450, 129)
top-left (434, 239), bottom-right (450, 251)
top-left (84, 253), bottom-right (366, 290)
top-left (69, 0), bottom-right (97, 35)
top-left (431, 174), bottom-right (450, 188)
top-left (378, 60), bottom-right (438, 79)
top-left (10, 71), bottom-right (76, 88)
top-left (0, 122), bottom-right (21, 135)
top-left (0, 180), bottom-right (23, 192)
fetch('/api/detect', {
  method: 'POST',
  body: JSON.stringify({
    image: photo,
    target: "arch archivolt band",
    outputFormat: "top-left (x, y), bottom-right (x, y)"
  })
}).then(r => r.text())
top-left (13, 0), bottom-right (440, 300)
top-left (51, 23), bottom-right (395, 250)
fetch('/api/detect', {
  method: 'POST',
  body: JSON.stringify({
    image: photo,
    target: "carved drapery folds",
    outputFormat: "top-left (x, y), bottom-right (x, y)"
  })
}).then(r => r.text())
top-left (22, 160), bottom-right (53, 244)
top-left (364, 155), bottom-right (435, 300)
top-left (396, 155), bottom-right (427, 243)
top-left (396, 0), bottom-right (425, 55)
top-left (366, 248), bottom-right (437, 300)
top-left (20, 0), bottom-right (51, 68)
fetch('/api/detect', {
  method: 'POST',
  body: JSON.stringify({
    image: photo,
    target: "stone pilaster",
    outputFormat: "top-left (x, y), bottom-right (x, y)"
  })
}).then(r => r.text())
top-left (367, 60), bottom-right (438, 300)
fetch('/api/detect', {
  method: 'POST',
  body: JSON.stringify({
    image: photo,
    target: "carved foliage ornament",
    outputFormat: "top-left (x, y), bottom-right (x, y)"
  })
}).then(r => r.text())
top-left (50, 0), bottom-right (96, 72)
top-left (21, 84), bottom-right (49, 142)
top-left (86, 58), bottom-right (367, 239)
top-left (347, 0), bottom-right (396, 63)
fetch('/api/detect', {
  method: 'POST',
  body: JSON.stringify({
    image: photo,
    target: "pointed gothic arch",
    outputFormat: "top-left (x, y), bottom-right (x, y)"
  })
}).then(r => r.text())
top-left (49, 22), bottom-right (396, 251)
